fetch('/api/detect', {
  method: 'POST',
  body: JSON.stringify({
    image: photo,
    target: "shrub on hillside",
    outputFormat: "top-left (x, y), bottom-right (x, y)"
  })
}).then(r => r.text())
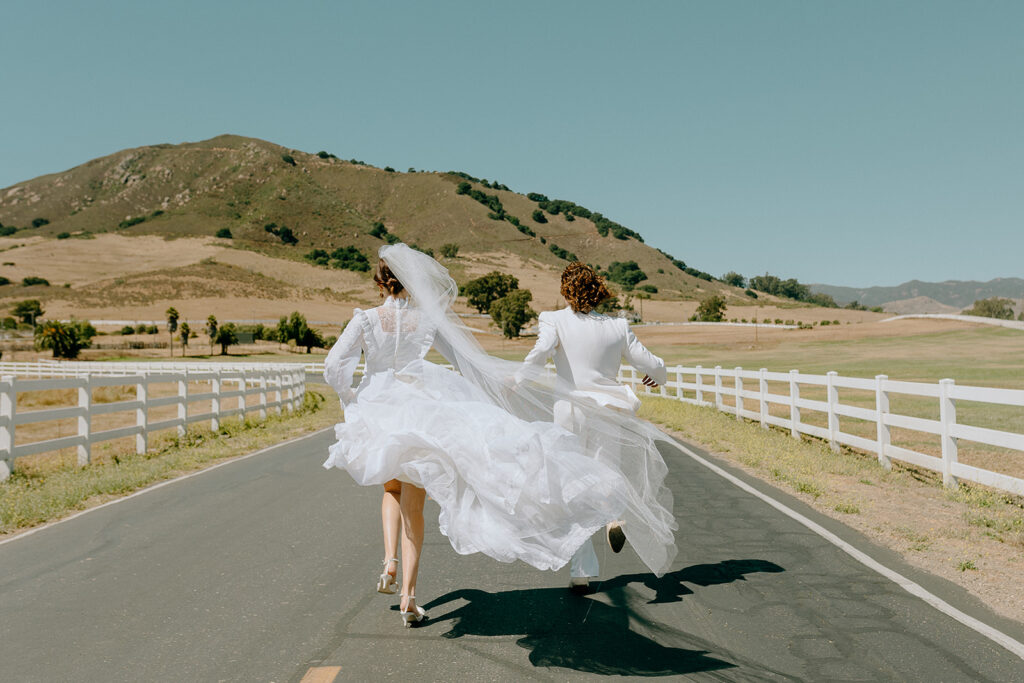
top-left (56, 232), bottom-right (71, 240)
top-left (531, 209), bottom-right (547, 224)
top-left (118, 216), bottom-right (146, 229)
top-left (0, 277), bottom-right (9, 286)
top-left (384, 166), bottom-right (395, 173)
top-left (22, 276), bottom-right (50, 286)
top-left (0, 226), bottom-right (16, 236)
top-left (603, 261), bottom-right (647, 290)
top-left (281, 154), bottom-right (296, 166)
top-left (456, 182), bottom-right (471, 195)
top-left (328, 246), bottom-right (370, 272)
top-left (638, 284), bottom-right (658, 294)
top-left (548, 244), bottom-right (577, 261)
top-left (745, 289), bottom-right (757, 298)
top-left (440, 243), bottom-right (459, 258)
top-left (215, 228), bottom-right (233, 239)
top-left (722, 271), bottom-right (746, 288)
top-left (120, 325), bottom-right (136, 335)
top-left (32, 218), bottom-right (49, 228)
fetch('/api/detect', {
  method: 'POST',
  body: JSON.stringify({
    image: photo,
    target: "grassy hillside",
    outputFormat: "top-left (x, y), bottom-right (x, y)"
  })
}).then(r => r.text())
top-left (0, 134), bottom-right (745, 306)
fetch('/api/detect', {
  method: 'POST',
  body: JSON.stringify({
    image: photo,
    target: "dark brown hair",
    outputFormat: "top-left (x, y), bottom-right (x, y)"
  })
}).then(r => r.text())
top-left (560, 262), bottom-right (613, 313)
top-left (373, 259), bottom-right (405, 297)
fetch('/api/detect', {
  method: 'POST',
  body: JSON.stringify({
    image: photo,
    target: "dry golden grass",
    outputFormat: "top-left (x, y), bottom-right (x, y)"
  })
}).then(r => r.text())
top-left (1, 383), bottom-right (341, 535)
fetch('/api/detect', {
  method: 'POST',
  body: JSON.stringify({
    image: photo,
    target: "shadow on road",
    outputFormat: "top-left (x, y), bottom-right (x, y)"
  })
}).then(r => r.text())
top-left (421, 559), bottom-right (784, 677)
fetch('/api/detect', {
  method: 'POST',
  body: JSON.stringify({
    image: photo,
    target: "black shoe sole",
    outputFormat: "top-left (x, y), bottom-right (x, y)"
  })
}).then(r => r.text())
top-left (607, 524), bottom-right (626, 553)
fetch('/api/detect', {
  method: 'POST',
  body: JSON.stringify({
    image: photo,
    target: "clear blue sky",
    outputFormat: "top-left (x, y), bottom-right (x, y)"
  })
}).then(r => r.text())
top-left (2, 1), bottom-right (1021, 287)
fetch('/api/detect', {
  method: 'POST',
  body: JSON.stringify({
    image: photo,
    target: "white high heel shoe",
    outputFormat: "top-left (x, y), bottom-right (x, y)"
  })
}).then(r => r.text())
top-left (377, 558), bottom-right (398, 594)
top-left (399, 593), bottom-right (426, 628)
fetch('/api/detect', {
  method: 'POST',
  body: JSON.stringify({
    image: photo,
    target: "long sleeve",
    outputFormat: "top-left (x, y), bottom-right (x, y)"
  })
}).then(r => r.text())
top-left (624, 325), bottom-right (667, 385)
top-left (523, 312), bottom-right (559, 367)
top-left (431, 330), bottom-right (460, 372)
top-left (323, 311), bottom-right (365, 405)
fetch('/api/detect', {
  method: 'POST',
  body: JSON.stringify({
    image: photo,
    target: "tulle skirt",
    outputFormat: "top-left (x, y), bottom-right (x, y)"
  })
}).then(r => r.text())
top-left (324, 361), bottom-right (632, 571)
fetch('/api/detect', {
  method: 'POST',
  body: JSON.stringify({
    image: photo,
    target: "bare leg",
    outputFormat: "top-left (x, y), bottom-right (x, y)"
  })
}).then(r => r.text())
top-left (382, 479), bottom-right (402, 576)
top-left (399, 483), bottom-right (426, 611)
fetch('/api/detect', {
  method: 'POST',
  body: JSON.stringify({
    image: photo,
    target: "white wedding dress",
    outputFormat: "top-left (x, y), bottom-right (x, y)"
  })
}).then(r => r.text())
top-left (323, 295), bottom-right (631, 571)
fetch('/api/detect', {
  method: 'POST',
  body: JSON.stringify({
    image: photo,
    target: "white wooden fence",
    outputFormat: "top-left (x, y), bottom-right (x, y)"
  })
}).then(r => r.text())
top-left (619, 365), bottom-right (1024, 497)
top-left (0, 363), bottom-right (306, 481)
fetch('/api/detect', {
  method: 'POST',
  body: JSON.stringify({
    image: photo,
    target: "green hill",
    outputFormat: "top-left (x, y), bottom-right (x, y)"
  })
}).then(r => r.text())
top-left (0, 134), bottom-right (734, 301)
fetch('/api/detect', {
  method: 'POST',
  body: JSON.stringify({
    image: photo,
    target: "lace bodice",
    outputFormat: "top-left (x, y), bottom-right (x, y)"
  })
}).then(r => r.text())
top-left (323, 297), bottom-right (439, 403)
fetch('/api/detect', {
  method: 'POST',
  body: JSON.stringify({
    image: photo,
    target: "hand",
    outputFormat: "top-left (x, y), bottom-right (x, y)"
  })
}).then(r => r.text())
top-left (641, 375), bottom-right (659, 388)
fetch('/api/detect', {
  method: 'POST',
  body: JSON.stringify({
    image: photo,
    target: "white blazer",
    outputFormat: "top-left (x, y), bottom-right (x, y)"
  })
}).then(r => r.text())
top-left (523, 307), bottom-right (667, 413)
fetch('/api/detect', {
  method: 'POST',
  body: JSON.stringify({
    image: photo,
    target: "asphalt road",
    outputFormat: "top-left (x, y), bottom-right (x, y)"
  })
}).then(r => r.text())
top-left (2, 428), bottom-right (1023, 682)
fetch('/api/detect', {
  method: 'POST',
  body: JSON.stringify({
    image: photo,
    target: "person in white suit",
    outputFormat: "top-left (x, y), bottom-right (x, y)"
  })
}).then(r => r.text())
top-left (523, 262), bottom-right (668, 592)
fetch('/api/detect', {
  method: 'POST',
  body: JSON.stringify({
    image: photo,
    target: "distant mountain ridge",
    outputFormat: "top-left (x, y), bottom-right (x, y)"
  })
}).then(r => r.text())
top-left (811, 278), bottom-right (1024, 310)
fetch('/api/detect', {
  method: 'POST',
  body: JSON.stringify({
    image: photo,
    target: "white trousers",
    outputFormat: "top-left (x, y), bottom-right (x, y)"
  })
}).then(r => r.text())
top-left (554, 400), bottom-right (601, 579)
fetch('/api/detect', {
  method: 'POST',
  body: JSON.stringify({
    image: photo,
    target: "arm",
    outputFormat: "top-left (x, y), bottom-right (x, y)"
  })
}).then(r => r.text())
top-left (523, 312), bottom-right (558, 368)
top-left (323, 311), bottom-right (365, 405)
top-left (624, 324), bottom-right (667, 386)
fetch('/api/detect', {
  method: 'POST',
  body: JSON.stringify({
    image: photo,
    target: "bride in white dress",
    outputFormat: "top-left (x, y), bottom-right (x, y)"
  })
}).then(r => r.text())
top-left (323, 244), bottom-right (676, 626)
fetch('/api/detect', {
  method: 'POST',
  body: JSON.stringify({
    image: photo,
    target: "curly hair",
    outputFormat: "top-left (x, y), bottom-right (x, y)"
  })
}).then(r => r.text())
top-left (373, 259), bottom-right (405, 297)
top-left (560, 262), bottom-right (613, 313)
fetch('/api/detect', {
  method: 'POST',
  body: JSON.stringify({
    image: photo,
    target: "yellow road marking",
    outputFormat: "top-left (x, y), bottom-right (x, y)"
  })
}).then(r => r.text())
top-left (300, 665), bottom-right (341, 683)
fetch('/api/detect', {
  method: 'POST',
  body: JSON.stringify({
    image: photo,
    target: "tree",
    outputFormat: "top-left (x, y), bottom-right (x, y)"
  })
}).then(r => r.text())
top-left (490, 289), bottom-right (537, 339)
top-left (440, 243), bottom-right (459, 258)
top-left (120, 325), bottom-right (135, 335)
top-left (531, 209), bottom-right (547, 224)
top-left (214, 323), bottom-right (238, 355)
top-left (12, 299), bottom-right (44, 324)
top-left (21, 276), bottom-right (50, 286)
top-left (693, 295), bottom-right (727, 322)
top-left (179, 322), bottom-right (191, 356)
top-left (275, 311), bottom-right (326, 353)
top-left (722, 271), bottom-right (746, 288)
top-left (604, 261), bottom-right (647, 289)
top-left (963, 297), bottom-right (1015, 320)
top-left (460, 272), bottom-right (519, 313)
top-left (34, 319), bottom-right (94, 359)
top-left (165, 307), bottom-right (179, 357)
top-left (215, 228), bottom-right (233, 239)
top-left (206, 315), bottom-right (218, 355)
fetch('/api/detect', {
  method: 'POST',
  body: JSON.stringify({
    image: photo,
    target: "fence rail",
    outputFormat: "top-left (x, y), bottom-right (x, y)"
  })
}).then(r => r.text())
top-left (619, 365), bottom-right (1024, 497)
top-left (8, 360), bottom-right (1023, 498)
top-left (0, 363), bottom-right (306, 480)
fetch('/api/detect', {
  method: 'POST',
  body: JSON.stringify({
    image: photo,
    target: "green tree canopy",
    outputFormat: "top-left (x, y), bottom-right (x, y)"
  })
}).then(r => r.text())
top-left (722, 271), bottom-right (746, 288)
top-left (693, 295), bottom-right (727, 322)
top-left (963, 297), bottom-right (1016, 320)
top-left (461, 272), bottom-right (519, 313)
top-left (214, 323), bottom-right (238, 355)
top-left (12, 299), bottom-right (44, 324)
top-left (490, 289), bottom-right (537, 339)
top-left (166, 307), bottom-right (179, 357)
top-left (604, 261), bottom-right (648, 290)
top-left (35, 320), bottom-right (95, 359)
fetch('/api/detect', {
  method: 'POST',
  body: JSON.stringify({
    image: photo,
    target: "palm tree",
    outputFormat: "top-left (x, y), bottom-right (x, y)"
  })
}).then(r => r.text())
top-left (205, 315), bottom-right (218, 356)
top-left (179, 322), bottom-right (191, 357)
top-left (165, 307), bottom-right (179, 357)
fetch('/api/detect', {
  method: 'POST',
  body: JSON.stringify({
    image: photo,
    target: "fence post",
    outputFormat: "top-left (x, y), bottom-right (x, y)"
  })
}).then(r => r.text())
top-left (0, 375), bottom-right (15, 481)
top-left (286, 372), bottom-right (295, 412)
top-left (826, 371), bottom-right (839, 453)
top-left (759, 368), bottom-right (768, 429)
top-left (275, 373), bottom-right (283, 415)
top-left (939, 378), bottom-right (958, 489)
top-left (178, 370), bottom-right (188, 437)
top-left (675, 368), bottom-right (684, 400)
top-left (734, 367), bottom-right (743, 420)
top-left (875, 374), bottom-right (891, 470)
top-left (695, 366), bottom-right (703, 404)
top-left (629, 366), bottom-right (638, 393)
top-left (136, 377), bottom-right (148, 455)
top-left (77, 375), bottom-right (92, 466)
top-left (714, 366), bottom-right (723, 412)
top-left (238, 376), bottom-right (247, 419)
top-left (211, 369), bottom-right (221, 430)
top-left (789, 369), bottom-right (801, 439)
top-left (259, 373), bottom-right (268, 420)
